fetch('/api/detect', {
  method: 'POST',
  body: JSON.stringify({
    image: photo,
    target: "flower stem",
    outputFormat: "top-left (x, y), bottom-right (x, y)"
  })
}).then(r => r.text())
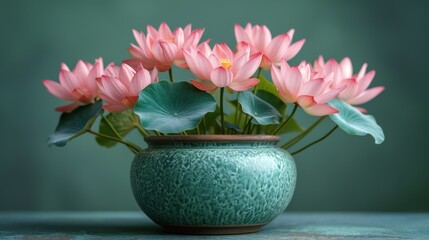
top-left (168, 68), bottom-right (174, 83)
top-left (253, 67), bottom-right (262, 93)
top-left (281, 116), bottom-right (326, 150)
top-left (243, 116), bottom-right (253, 134)
top-left (234, 92), bottom-right (241, 125)
top-left (202, 116), bottom-right (207, 134)
top-left (220, 87), bottom-right (225, 134)
top-left (87, 129), bottom-right (140, 154)
top-left (135, 124), bottom-right (150, 137)
top-left (271, 104), bottom-right (298, 135)
top-left (291, 125), bottom-right (338, 156)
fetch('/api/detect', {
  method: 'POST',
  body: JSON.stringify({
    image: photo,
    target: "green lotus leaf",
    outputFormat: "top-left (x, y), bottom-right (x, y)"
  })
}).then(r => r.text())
top-left (96, 109), bottom-right (139, 147)
top-left (256, 89), bottom-right (286, 116)
top-left (238, 91), bottom-right (281, 125)
top-left (328, 98), bottom-right (385, 144)
top-left (257, 74), bottom-right (280, 98)
top-left (48, 100), bottom-right (104, 147)
top-left (134, 81), bottom-right (217, 133)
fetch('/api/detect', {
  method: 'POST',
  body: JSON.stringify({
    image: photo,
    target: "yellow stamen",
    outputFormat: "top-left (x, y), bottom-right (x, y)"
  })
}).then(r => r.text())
top-left (220, 59), bottom-right (232, 69)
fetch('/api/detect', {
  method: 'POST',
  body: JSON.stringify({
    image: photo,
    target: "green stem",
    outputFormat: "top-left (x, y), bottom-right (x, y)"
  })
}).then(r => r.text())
top-left (249, 124), bottom-right (256, 134)
top-left (220, 87), bottom-right (225, 134)
top-left (234, 92), bottom-right (241, 125)
top-left (243, 116), bottom-right (253, 134)
top-left (102, 115), bottom-right (144, 151)
top-left (291, 125), bottom-right (338, 156)
top-left (87, 130), bottom-right (140, 154)
top-left (135, 124), bottom-right (149, 137)
top-left (196, 123), bottom-right (201, 135)
top-left (168, 68), bottom-right (174, 82)
top-left (102, 115), bottom-right (122, 138)
top-left (281, 116), bottom-right (326, 150)
top-left (202, 116), bottom-right (207, 134)
top-left (253, 67), bottom-right (262, 93)
top-left (272, 104), bottom-right (298, 135)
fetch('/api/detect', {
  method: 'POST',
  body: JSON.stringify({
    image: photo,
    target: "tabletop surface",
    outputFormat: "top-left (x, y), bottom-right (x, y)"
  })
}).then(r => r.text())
top-left (0, 212), bottom-right (428, 239)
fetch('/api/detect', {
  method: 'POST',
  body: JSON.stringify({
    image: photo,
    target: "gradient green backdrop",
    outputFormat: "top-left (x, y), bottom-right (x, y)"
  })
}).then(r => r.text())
top-left (1, 0), bottom-right (428, 211)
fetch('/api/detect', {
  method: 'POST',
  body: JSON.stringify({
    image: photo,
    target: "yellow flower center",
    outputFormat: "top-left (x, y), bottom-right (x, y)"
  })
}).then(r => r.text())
top-left (220, 59), bottom-right (232, 69)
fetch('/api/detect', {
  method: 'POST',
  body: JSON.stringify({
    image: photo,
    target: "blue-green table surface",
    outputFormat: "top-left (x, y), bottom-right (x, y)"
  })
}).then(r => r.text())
top-left (0, 212), bottom-right (428, 239)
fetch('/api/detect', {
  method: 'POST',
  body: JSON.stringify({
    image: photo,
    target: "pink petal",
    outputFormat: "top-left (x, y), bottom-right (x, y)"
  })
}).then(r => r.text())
top-left (183, 50), bottom-right (205, 79)
top-left (356, 63), bottom-right (368, 81)
top-left (100, 76), bottom-right (127, 101)
top-left (304, 104), bottom-right (339, 116)
top-left (347, 86), bottom-right (385, 105)
top-left (301, 78), bottom-right (324, 96)
top-left (130, 67), bottom-right (151, 95)
top-left (146, 25), bottom-right (158, 38)
top-left (128, 44), bottom-right (145, 58)
top-left (59, 70), bottom-right (77, 92)
top-left (271, 64), bottom-right (295, 103)
top-left (210, 67), bottom-right (233, 87)
top-left (265, 33), bottom-right (291, 63)
top-left (119, 64), bottom-right (136, 84)
top-left (55, 102), bottom-right (80, 112)
top-left (150, 67), bottom-right (158, 82)
top-left (43, 80), bottom-right (74, 101)
top-left (287, 29), bottom-right (295, 39)
top-left (87, 58), bottom-right (104, 93)
top-left (73, 60), bottom-right (89, 85)
top-left (316, 87), bottom-right (344, 103)
top-left (183, 24), bottom-right (192, 36)
top-left (174, 27), bottom-right (184, 48)
top-left (297, 95), bottom-right (316, 108)
top-left (123, 58), bottom-right (147, 71)
top-left (191, 80), bottom-right (217, 91)
top-left (284, 66), bottom-right (303, 97)
top-left (132, 29), bottom-right (145, 48)
top-left (339, 79), bottom-right (358, 99)
top-left (231, 50), bottom-right (249, 75)
top-left (195, 52), bottom-right (213, 79)
top-left (151, 41), bottom-right (177, 65)
top-left (233, 53), bottom-right (262, 81)
top-left (313, 55), bottom-right (325, 73)
top-left (158, 22), bottom-right (173, 40)
top-left (357, 70), bottom-right (376, 93)
top-left (213, 43), bottom-right (234, 60)
top-left (60, 63), bottom-right (70, 71)
top-left (340, 57), bottom-right (353, 78)
top-left (284, 38), bottom-right (305, 61)
top-left (252, 25), bottom-right (272, 51)
top-left (229, 77), bottom-right (259, 91)
top-left (234, 24), bottom-right (251, 44)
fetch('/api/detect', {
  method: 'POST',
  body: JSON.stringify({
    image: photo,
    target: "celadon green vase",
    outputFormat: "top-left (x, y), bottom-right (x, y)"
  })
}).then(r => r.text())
top-left (130, 135), bottom-right (296, 234)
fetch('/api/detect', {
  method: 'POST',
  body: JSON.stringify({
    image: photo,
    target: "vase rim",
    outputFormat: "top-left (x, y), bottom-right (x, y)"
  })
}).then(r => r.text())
top-left (144, 135), bottom-right (280, 143)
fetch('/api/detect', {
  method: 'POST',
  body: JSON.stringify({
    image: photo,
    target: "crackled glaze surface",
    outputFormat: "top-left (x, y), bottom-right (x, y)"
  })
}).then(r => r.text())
top-left (130, 137), bottom-right (296, 229)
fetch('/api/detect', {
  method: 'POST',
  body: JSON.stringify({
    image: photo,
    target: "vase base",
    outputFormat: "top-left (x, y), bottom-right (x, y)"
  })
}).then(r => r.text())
top-left (160, 223), bottom-right (264, 235)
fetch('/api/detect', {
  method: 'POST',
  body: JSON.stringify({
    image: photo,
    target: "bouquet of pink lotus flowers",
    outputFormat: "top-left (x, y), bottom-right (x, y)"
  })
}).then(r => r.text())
top-left (44, 22), bottom-right (385, 155)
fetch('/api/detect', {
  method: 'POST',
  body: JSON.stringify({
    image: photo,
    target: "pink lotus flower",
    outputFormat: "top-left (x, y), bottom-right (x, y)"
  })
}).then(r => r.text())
top-left (124, 22), bottom-right (205, 72)
top-left (43, 58), bottom-right (104, 112)
top-left (235, 23), bottom-right (305, 70)
top-left (314, 56), bottom-right (384, 111)
top-left (97, 63), bottom-right (158, 112)
top-left (183, 42), bottom-right (262, 91)
top-left (271, 60), bottom-right (344, 116)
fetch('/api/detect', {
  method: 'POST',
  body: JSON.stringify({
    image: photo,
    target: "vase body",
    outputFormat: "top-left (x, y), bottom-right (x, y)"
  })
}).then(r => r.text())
top-left (130, 135), bottom-right (296, 234)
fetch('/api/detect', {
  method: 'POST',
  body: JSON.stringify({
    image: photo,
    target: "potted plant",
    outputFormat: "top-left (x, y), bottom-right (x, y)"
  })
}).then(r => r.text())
top-left (43, 22), bottom-right (384, 234)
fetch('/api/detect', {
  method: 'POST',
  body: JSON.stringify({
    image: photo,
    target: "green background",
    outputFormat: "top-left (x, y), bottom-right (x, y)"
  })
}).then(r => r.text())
top-left (1, 0), bottom-right (428, 211)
